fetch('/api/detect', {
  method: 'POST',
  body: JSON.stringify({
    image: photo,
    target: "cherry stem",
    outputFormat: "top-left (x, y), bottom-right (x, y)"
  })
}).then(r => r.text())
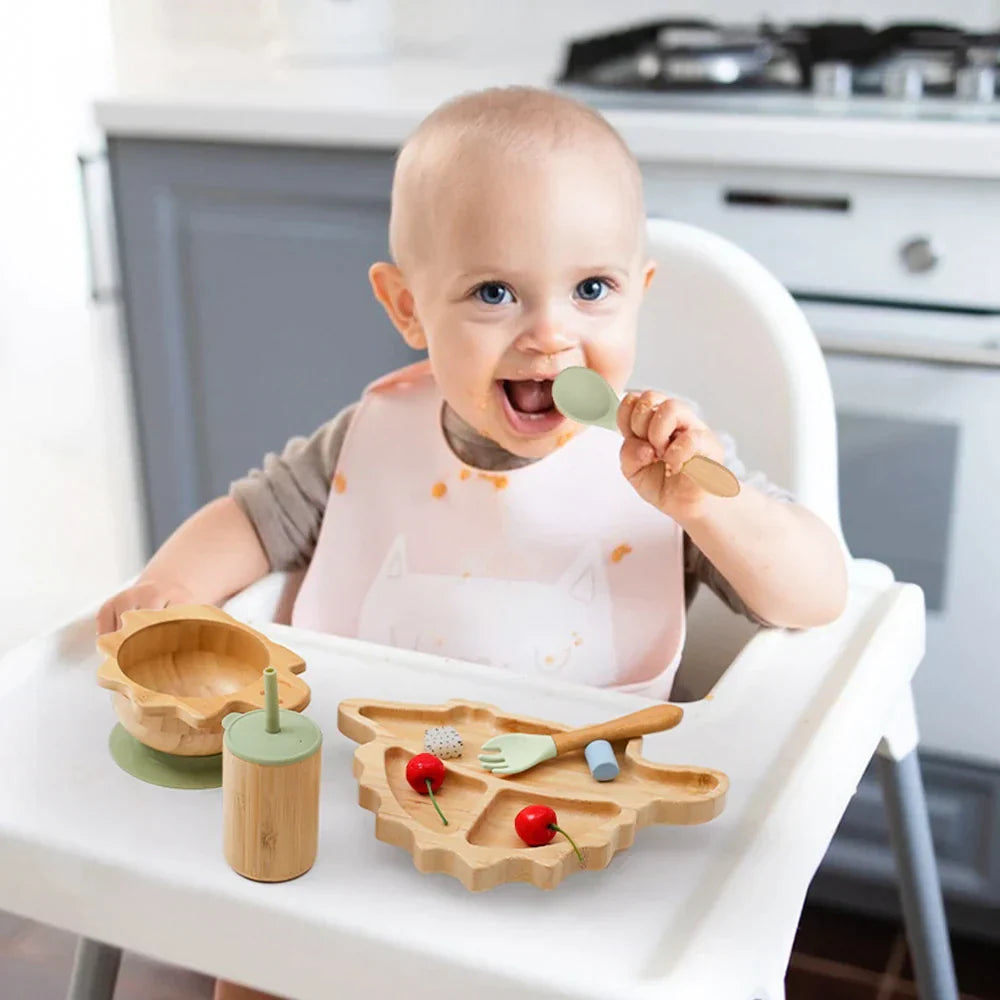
top-left (550, 823), bottom-right (584, 866)
top-left (425, 780), bottom-right (449, 826)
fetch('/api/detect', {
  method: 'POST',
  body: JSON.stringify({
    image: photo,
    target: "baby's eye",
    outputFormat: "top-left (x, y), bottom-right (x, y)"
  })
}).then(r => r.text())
top-left (575, 277), bottom-right (610, 302)
top-left (475, 282), bottom-right (514, 306)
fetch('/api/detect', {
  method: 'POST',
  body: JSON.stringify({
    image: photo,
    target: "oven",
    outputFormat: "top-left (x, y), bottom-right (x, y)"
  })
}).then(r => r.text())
top-left (806, 301), bottom-right (1000, 766)
top-left (638, 160), bottom-right (1000, 769)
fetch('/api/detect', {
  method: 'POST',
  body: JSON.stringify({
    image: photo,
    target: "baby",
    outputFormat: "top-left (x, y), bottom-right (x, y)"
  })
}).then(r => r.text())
top-left (97, 86), bottom-right (847, 999)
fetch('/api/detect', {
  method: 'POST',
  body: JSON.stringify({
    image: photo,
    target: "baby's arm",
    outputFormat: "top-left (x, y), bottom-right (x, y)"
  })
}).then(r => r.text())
top-left (97, 405), bottom-right (356, 635)
top-left (619, 391), bottom-right (847, 629)
top-left (96, 497), bottom-right (269, 633)
top-left (679, 486), bottom-right (847, 628)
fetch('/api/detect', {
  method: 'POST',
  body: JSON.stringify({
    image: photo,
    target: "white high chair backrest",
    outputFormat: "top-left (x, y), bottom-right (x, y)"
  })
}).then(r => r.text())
top-left (633, 219), bottom-right (845, 693)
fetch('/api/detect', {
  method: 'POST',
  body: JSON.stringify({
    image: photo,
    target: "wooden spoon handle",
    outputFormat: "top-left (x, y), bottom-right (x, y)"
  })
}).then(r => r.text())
top-left (551, 704), bottom-right (684, 755)
top-left (681, 455), bottom-right (741, 498)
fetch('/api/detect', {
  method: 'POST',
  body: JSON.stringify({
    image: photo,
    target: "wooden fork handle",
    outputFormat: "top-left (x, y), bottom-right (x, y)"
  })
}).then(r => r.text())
top-left (551, 704), bottom-right (684, 755)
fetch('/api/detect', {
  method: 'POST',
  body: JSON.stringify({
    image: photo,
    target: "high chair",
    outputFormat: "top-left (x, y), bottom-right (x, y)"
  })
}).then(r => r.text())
top-left (45, 220), bottom-right (955, 999)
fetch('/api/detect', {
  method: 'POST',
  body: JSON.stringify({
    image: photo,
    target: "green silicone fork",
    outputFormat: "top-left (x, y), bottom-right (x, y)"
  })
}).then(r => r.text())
top-left (479, 703), bottom-right (684, 777)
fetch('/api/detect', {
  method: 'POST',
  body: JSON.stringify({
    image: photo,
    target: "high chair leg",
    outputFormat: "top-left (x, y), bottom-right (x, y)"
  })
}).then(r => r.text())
top-left (877, 751), bottom-right (959, 1000)
top-left (67, 937), bottom-right (122, 1000)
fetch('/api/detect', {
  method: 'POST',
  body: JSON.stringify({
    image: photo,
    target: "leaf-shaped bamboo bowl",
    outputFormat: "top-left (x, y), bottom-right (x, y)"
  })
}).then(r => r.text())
top-left (338, 698), bottom-right (728, 891)
top-left (97, 605), bottom-right (309, 756)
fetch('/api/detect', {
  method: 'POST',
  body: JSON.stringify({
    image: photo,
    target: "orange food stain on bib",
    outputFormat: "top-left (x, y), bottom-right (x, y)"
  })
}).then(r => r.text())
top-left (478, 473), bottom-right (509, 491)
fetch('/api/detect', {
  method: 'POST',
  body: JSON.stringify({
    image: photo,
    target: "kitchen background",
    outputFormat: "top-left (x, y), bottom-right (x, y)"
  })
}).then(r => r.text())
top-left (3, 0), bottom-right (1000, 997)
top-left (9, 0), bottom-right (1000, 663)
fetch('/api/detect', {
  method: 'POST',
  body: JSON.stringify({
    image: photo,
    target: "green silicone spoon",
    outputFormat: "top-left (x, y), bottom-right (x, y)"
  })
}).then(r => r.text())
top-left (551, 367), bottom-right (740, 498)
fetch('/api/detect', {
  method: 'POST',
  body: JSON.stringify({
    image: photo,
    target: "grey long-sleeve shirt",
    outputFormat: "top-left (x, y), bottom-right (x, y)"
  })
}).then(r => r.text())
top-left (230, 401), bottom-right (792, 627)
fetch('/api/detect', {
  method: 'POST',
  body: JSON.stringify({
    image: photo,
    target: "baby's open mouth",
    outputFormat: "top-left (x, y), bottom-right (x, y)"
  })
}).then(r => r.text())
top-left (502, 378), bottom-right (554, 415)
top-left (497, 378), bottom-right (565, 436)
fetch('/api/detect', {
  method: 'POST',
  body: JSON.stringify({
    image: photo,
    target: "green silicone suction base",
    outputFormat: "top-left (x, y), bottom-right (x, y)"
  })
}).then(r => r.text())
top-left (108, 724), bottom-right (222, 789)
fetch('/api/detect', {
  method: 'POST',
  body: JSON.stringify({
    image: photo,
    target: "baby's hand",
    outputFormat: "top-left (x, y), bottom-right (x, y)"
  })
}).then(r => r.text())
top-left (96, 579), bottom-right (195, 635)
top-left (617, 391), bottom-right (726, 520)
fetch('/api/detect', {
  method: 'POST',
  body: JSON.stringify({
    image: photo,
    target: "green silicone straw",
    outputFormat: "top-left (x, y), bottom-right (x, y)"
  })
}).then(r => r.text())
top-left (264, 666), bottom-right (280, 733)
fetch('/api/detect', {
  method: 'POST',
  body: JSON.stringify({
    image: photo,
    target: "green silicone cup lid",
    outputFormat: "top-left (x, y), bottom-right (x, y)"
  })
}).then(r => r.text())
top-left (223, 708), bottom-right (322, 766)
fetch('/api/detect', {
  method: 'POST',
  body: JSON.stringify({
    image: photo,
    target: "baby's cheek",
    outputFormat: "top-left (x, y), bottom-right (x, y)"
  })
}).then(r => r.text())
top-left (430, 346), bottom-right (471, 392)
top-left (583, 311), bottom-right (636, 361)
top-left (585, 340), bottom-right (635, 394)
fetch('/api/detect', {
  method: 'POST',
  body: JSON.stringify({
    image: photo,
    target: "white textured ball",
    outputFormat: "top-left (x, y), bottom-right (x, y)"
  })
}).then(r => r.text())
top-left (424, 725), bottom-right (463, 759)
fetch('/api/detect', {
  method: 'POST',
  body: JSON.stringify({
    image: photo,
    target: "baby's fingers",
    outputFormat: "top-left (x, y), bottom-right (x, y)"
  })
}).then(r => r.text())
top-left (618, 390), bottom-right (668, 441)
top-left (96, 599), bottom-right (120, 635)
top-left (95, 584), bottom-right (175, 635)
top-left (620, 435), bottom-right (658, 480)
top-left (661, 429), bottom-right (702, 477)
top-left (97, 594), bottom-right (141, 635)
top-left (616, 393), bottom-right (640, 436)
top-left (646, 399), bottom-right (688, 456)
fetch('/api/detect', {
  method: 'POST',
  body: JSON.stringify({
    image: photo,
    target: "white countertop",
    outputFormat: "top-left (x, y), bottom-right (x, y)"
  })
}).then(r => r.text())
top-left (92, 45), bottom-right (1000, 179)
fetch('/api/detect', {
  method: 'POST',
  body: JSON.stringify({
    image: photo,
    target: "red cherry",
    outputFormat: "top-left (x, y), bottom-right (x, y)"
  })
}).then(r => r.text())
top-left (405, 753), bottom-right (448, 825)
top-left (514, 804), bottom-right (583, 865)
top-left (406, 753), bottom-right (445, 792)
top-left (514, 804), bottom-right (558, 846)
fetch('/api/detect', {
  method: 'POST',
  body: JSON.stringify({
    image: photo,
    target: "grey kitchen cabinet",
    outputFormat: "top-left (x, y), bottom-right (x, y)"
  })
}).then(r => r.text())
top-left (107, 137), bottom-right (1000, 939)
top-left (108, 138), bottom-right (416, 553)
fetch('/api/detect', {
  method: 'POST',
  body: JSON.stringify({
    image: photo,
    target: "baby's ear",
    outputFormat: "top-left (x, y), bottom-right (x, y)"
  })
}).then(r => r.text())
top-left (368, 262), bottom-right (427, 350)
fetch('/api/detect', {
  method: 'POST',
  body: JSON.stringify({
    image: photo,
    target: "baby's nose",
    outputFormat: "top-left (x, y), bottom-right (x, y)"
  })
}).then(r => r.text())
top-left (515, 318), bottom-right (575, 355)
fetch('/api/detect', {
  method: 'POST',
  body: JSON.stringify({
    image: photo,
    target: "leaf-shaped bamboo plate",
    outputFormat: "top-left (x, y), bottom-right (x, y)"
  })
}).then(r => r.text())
top-left (97, 605), bottom-right (309, 756)
top-left (338, 698), bottom-right (728, 891)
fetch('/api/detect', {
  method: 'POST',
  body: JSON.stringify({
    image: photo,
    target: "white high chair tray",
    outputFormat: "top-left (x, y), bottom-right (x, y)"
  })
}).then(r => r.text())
top-left (0, 563), bottom-right (921, 1000)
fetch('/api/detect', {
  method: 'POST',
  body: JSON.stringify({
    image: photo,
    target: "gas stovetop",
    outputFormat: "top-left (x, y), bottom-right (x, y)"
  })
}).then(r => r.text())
top-left (557, 20), bottom-right (1000, 121)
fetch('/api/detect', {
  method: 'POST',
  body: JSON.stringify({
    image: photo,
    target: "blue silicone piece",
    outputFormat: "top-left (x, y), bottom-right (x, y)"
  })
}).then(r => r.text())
top-left (584, 739), bottom-right (620, 781)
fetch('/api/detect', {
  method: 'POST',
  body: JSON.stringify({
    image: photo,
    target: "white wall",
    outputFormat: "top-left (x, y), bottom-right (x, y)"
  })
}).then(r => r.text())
top-left (0, 0), bottom-right (145, 653)
top-left (108, 0), bottom-right (1000, 68)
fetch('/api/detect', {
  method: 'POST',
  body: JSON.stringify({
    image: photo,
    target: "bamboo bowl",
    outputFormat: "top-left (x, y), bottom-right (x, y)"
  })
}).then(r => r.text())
top-left (97, 605), bottom-right (309, 756)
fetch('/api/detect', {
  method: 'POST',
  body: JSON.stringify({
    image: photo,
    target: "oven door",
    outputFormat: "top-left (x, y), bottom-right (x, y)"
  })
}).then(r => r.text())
top-left (801, 301), bottom-right (1000, 767)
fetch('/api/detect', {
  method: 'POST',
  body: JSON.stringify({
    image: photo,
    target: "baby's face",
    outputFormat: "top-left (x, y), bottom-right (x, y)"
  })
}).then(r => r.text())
top-left (404, 147), bottom-right (651, 459)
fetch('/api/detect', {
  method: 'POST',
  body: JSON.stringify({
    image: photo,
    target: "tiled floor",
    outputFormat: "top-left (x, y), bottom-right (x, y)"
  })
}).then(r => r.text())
top-left (787, 905), bottom-right (1000, 1000)
top-left (0, 909), bottom-right (214, 999)
top-left (0, 902), bottom-right (996, 998)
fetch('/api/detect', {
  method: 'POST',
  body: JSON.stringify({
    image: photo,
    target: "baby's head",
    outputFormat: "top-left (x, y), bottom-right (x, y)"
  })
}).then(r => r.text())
top-left (369, 86), bottom-right (653, 459)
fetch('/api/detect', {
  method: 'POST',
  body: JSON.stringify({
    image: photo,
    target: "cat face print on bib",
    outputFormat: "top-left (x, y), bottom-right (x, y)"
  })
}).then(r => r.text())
top-left (357, 535), bottom-right (618, 685)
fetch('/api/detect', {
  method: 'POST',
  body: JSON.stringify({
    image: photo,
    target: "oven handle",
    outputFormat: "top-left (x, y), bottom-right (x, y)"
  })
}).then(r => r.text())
top-left (817, 331), bottom-right (1000, 370)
